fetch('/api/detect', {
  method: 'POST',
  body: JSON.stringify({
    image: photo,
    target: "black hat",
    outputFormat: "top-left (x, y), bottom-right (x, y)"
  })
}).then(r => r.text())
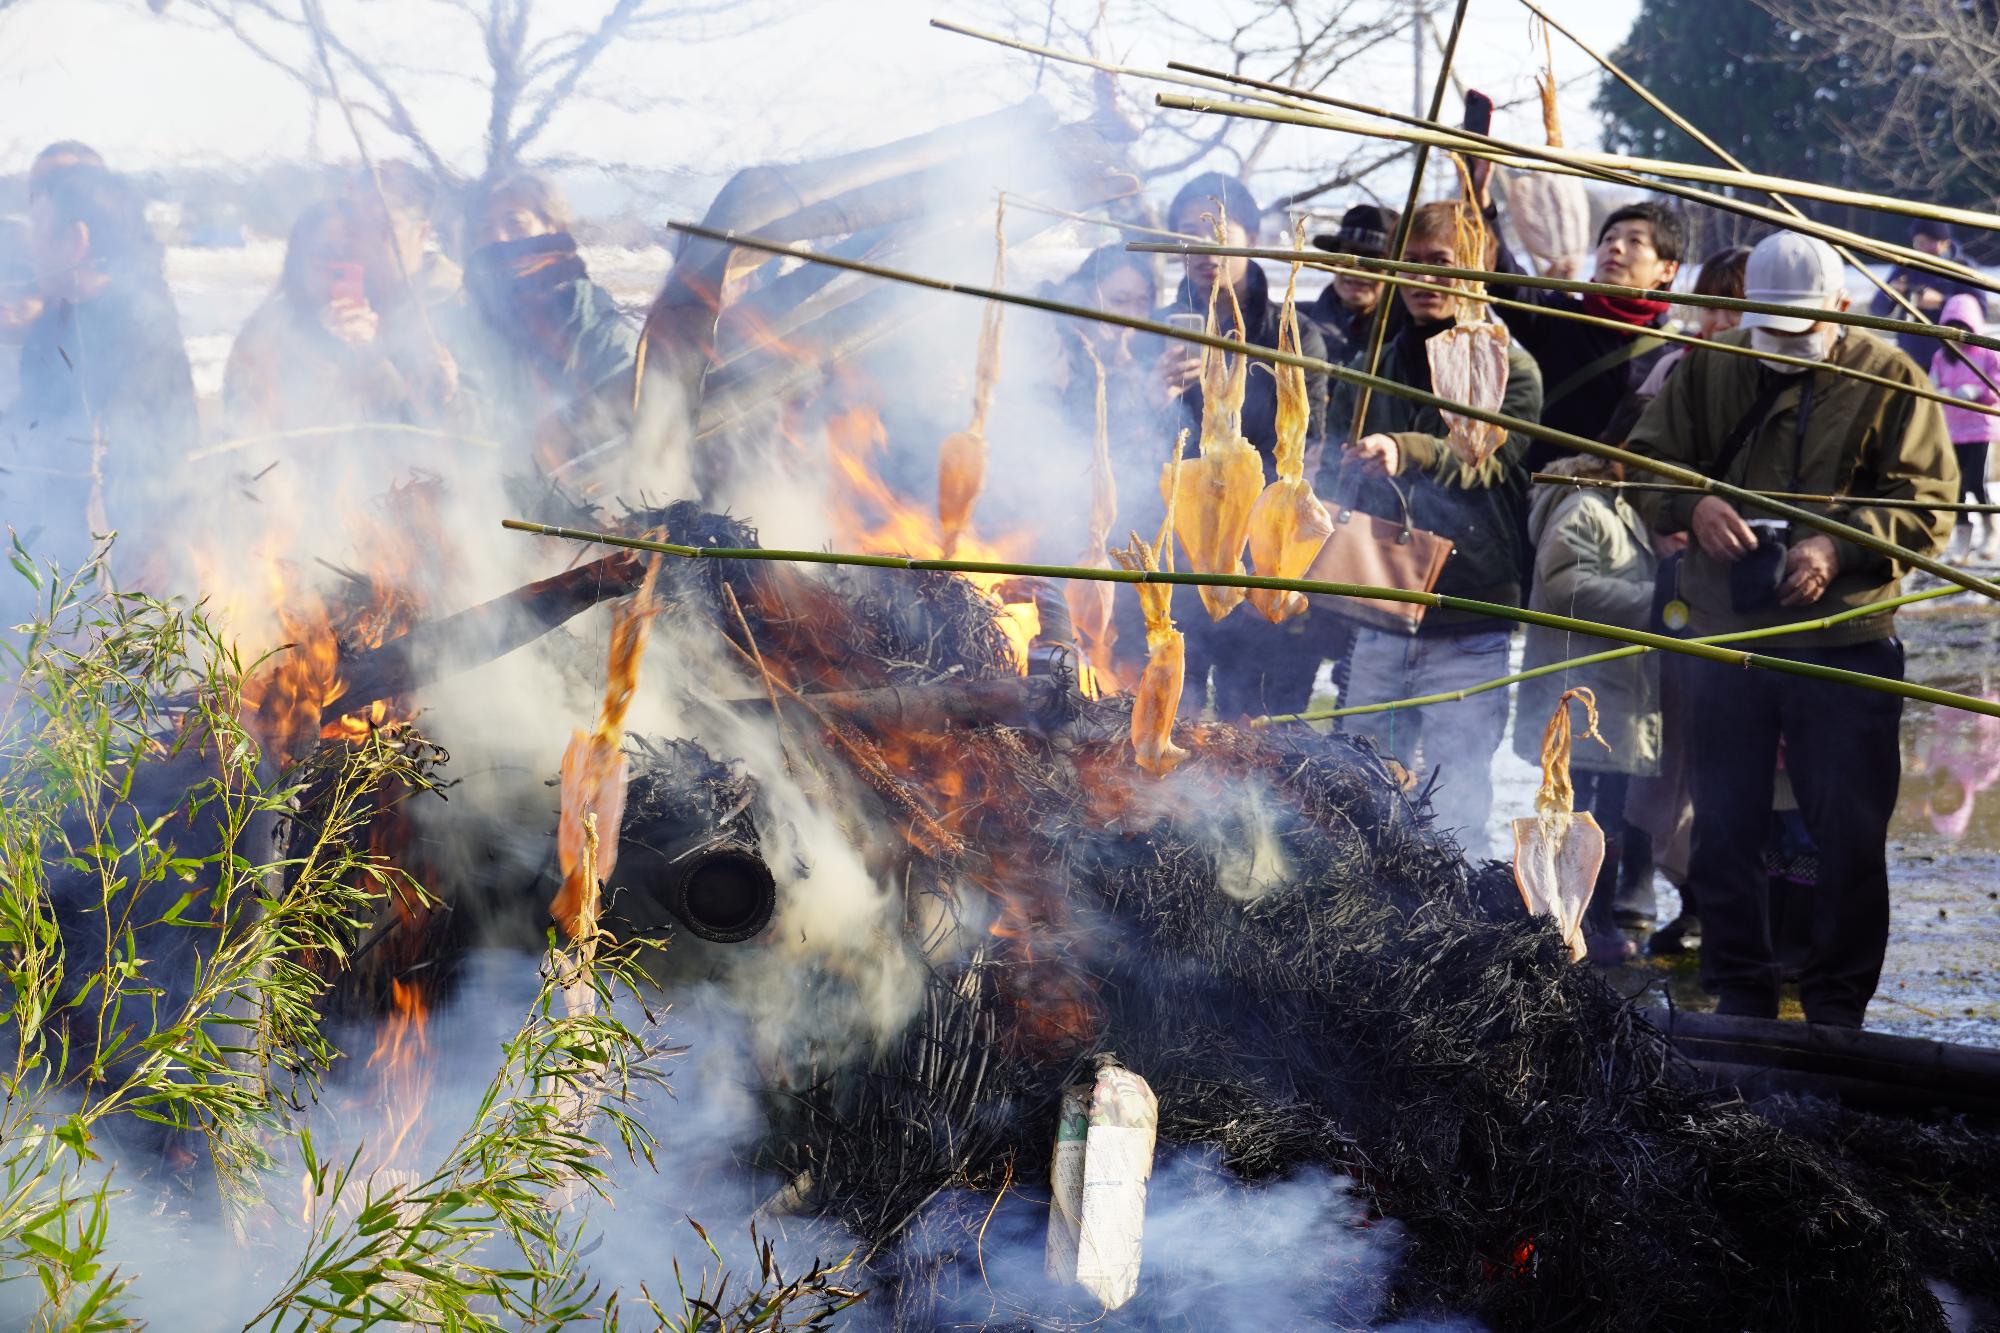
top-left (1313, 204), bottom-right (1400, 257)
top-left (1910, 218), bottom-right (1955, 243)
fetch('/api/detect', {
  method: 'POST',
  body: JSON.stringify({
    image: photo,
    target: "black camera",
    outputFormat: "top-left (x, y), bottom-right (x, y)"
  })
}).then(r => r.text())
top-left (1730, 520), bottom-right (1790, 612)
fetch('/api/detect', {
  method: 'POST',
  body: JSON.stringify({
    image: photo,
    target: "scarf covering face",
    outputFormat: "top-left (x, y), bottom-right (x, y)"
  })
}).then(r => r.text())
top-left (466, 231), bottom-right (589, 350)
top-left (1579, 290), bottom-right (1670, 328)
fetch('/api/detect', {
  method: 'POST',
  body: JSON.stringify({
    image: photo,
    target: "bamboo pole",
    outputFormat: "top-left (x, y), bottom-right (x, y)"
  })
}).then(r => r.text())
top-left (1506, 0), bottom-right (1997, 398)
top-left (1532, 473), bottom-right (2000, 516)
top-left (1317, 258), bottom-right (2000, 420)
top-left (1171, 58), bottom-right (2000, 240)
top-left (186, 422), bottom-right (507, 463)
top-left (932, 16), bottom-right (1996, 289)
top-left (663, 220), bottom-right (2000, 604)
top-left (1004, 195), bottom-right (1198, 242)
top-left (500, 519), bottom-right (2000, 721)
top-left (1255, 585), bottom-right (1960, 725)
top-left (1127, 241), bottom-right (2000, 355)
top-left (1151, 92), bottom-right (1999, 297)
top-left (1345, 0), bottom-right (1473, 450)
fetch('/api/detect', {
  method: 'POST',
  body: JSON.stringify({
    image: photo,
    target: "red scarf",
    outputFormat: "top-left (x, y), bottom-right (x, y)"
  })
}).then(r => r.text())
top-left (1580, 291), bottom-right (1670, 328)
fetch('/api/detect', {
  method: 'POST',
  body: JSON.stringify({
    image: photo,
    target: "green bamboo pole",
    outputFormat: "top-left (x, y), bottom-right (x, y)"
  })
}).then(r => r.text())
top-left (930, 15), bottom-right (1992, 291)
top-left (1345, 0), bottom-right (1473, 449)
top-left (665, 219), bottom-right (2000, 604)
top-left (1533, 473), bottom-right (2000, 516)
top-left (1507, 0), bottom-right (1996, 398)
top-left (1256, 585), bottom-right (1960, 726)
top-left (1170, 56), bottom-right (2000, 242)
top-left (1152, 92), bottom-right (1999, 297)
top-left (500, 518), bottom-right (2000, 721)
top-left (1315, 256), bottom-right (2000, 421)
top-left (1127, 241), bottom-right (2000, 355)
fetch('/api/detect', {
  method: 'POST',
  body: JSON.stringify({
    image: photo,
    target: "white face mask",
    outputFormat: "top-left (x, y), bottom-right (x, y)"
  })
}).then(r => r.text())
top-left (1751, 326), bottom-right (1833, 373)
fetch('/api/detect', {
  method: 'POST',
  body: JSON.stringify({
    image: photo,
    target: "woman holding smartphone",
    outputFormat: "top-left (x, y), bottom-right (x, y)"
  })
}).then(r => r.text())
top-left (223, 200), bottom-right (440, 439)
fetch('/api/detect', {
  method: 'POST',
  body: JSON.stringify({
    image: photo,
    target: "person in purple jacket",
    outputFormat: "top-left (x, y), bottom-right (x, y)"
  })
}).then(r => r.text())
top-left (1929, 292), bottom-right (2000, 563)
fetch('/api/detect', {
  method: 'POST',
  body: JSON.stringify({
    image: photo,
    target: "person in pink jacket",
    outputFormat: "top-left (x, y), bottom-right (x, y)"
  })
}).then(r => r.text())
top-left (1930, 292), bottom-right (2000, 562)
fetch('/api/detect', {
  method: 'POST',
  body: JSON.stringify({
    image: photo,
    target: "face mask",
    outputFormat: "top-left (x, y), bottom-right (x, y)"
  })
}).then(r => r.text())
top-left (1751, 326), bottom-right (1832, 373)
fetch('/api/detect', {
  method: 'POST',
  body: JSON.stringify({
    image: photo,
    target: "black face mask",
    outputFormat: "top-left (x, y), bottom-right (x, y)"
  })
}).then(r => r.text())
top-left (466, 231), bottom-right (586, 324)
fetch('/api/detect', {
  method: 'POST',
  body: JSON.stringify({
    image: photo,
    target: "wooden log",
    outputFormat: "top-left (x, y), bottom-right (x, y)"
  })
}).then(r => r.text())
top-left (728, 674), bottom-right (1073, 735)
top-left (325, 552), bottom-right (647, 717)
top-left (1648, 1007), bottom-right (2000, 1116)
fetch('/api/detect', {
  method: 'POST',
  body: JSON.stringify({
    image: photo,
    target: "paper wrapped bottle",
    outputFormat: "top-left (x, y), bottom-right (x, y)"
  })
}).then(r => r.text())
top-left (1045, 1056), bottom-right (1159, 1310)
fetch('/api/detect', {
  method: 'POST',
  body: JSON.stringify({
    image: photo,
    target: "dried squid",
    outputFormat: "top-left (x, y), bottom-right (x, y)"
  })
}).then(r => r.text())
top-left (1511, 687), bottom-right (1612, 961)
top-left (1424, 194), bottom-right (1514, 471)
top-left (1246, 231), bottom-right (1333, 623)
top-left (1065, 334), bottom-right (1120, 684)
top-left (552, 550), bottom-right (662, 938)
top-left (1502, 22), bottom-right (1592, 278)
top-left (1117, 435), bottom-right (1189, 776)
top-left (1165, 214), bottom-right (1264, 622)
top-left (939, 202), bottom-right (1007, 556)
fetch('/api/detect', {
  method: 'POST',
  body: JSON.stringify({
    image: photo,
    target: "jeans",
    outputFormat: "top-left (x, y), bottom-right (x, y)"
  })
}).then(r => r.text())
top-left (1686, 639), bottom-right (1904, 1025)
top-left (1341, 626), bottom-right (1514, 857)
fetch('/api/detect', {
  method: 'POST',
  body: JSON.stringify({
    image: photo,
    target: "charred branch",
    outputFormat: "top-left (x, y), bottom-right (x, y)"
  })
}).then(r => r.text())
top-left (325, 550), bottom-right (646, 717)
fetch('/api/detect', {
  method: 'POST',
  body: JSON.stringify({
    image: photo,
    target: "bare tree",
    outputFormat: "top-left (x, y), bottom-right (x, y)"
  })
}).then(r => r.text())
top-left (1756, 0), bottom-right (2000, 211)
top-left (973, 0), bottom-right (1430, 198)
top-left (169, 0), bottom-right (781, 186)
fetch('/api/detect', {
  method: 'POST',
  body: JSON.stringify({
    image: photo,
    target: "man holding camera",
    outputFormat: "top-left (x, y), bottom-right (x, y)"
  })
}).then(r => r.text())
top-left (1624, 232), bottom-right (1957, 1028)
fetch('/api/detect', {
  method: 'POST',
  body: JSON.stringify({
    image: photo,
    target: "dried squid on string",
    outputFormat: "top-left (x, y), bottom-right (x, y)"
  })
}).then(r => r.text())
top-left (939, 200), bottom-right (1007, 556)
top-left (1502, 21), bottom-right (1591, 277)
top-left (1512, 687), bottom-right (1612, 961)
top-left (1065, 334), bottom-right (1120, 686)
top-left (552, 549), bottom-right (664, 938)
top-left (1165, 213), bottom-right (1263, 622)
top-left (1246, 228), bottom-right (1333, 624)
top-left (1425, 195), bottom-right (1514, 471)
top-left (1116, 434), bottom-right (1189, 777)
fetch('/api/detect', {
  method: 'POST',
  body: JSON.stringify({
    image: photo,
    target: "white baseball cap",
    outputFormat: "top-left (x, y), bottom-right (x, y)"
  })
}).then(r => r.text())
top-left (1740, 232), bottom-right (1846, 333)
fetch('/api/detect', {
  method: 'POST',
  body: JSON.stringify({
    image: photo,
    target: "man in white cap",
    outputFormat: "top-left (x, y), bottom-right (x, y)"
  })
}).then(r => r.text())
top-left (1622, 230), bottom-right (1957, 1028)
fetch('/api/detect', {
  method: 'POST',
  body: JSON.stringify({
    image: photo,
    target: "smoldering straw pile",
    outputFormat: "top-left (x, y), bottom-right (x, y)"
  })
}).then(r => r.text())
top-left (481, 496), bottom-right (1992, 1332)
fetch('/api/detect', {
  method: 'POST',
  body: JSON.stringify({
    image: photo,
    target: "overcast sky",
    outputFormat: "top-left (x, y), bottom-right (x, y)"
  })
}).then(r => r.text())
top-left (0, 0), bottom-right (1646, 205)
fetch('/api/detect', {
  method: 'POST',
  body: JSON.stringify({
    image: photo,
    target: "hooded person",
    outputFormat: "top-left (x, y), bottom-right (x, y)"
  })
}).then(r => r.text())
top-left (1624, 230), bottom-right (1958, 1028)
top-left (1871, 220), bottom-right (1988, 363)
top-left (1153, 171), bottom-right (1334, 720)
top-left (1306, 203), bottom-right (1401, 360)
top-left (460, 173), bottom-right (637, 470)
top-left (224, 200), bottom-right (457, 438)
top-left (1927, 292), bottom-right (2000, 562)
top-left (4, 165), bottom-right (196, 584)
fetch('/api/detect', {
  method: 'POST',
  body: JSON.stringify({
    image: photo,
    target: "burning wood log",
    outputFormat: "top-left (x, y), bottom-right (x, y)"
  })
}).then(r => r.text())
top-left (727, 674), bottom-right (1075, 736)
top-left (322, 551), bottom-right (647, 719)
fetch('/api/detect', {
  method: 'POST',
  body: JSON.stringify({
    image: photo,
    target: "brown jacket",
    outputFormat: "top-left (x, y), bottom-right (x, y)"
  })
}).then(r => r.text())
top-left (1624, 327), bottom-right (1956, 647)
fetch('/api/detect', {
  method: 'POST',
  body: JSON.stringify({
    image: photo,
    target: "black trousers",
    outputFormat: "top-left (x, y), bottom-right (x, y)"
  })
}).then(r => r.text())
top-left (1955, 441), bottom-right (1990, 506)
top-left (1573, 770), bottom-right (1630, 937)
top-left (1686, 639), bottom-right (1904, 1024)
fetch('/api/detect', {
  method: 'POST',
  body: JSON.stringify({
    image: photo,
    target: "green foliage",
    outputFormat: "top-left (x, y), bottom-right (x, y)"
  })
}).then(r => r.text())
top-left (0, 546), bottom-right (863, 1329)
top-left (1592, 0), bottom-right (1901, 247)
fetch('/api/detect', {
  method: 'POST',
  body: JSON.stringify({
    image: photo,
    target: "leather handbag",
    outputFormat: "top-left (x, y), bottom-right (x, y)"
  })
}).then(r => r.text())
top-left (1305, 462), bottom-right (1454, 634)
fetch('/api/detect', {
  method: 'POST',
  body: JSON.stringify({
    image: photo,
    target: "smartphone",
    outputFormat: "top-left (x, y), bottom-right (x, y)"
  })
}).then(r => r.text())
top-left (327, 261), bottom-right (367, 307)
top-left (1167, 312), bottom-right (1207, 336)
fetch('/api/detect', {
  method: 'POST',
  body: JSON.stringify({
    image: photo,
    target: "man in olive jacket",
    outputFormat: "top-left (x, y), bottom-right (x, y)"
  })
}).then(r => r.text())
top-left (1328, 201), bottom-right (1544, 857)
top-left (1624, 232), bottom-right (1957, 1028)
